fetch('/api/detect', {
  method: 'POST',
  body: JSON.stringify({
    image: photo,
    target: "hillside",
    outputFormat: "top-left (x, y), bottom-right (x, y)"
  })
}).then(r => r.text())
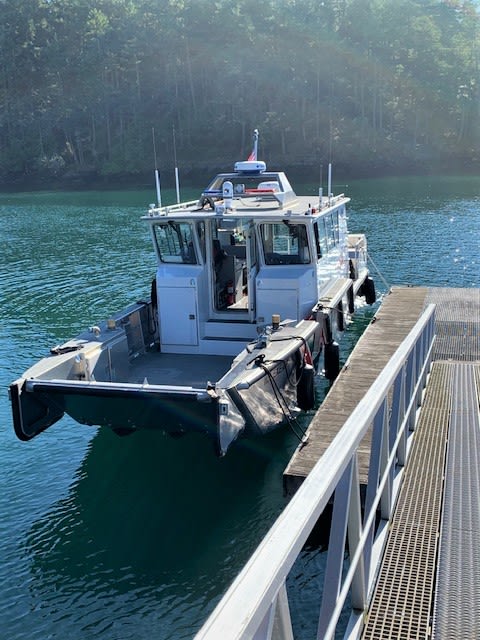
top-left (1, 0), bottom-right (479, 187)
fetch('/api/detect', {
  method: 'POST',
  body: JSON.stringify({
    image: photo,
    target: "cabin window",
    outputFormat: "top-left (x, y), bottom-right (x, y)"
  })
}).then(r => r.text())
top-left (153, 221), bottom-right (197, 264)
top-left (313, 220), bottom-right (327, 258)
top-left (323, 213), bottom-right (337, 251)
top-left (260, 222), bottom-right (310, 265)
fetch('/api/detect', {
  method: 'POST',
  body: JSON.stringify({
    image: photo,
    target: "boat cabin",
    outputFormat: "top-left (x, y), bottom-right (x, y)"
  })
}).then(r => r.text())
top-left (144, 162), bottom-right (350, 356)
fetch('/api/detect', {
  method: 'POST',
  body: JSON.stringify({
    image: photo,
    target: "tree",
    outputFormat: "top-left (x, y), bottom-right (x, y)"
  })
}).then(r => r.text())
top-left (1, 0), bottom-right (480, 184)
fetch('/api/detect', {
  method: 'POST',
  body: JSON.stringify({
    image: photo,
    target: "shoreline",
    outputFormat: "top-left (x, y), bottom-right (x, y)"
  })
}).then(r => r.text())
top-left (1, 157), bottom-right (479, 193)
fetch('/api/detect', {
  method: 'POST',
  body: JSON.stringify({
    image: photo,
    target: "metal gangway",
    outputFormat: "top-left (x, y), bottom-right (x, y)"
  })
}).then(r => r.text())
top-left (195, 304), bottom-right (436, 639)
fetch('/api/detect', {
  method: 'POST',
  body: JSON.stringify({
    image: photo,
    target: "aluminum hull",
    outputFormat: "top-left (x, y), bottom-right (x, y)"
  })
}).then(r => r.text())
top-left (10, 310), bottom-right (319, 454)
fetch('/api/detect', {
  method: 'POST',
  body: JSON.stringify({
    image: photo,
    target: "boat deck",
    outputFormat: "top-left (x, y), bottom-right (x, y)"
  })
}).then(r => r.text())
top-left (161, 193), bottom-right (346, 217)
top-left (128, 352), bottom-right (233, 387)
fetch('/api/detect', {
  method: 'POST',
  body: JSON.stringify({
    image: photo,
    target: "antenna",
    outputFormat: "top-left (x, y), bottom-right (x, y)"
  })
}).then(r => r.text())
top-left (328, 163), bottom-right (332, 204)
top-left (173, 125), bottom-right (180, 204)
top-left (152, 127), bottom-right (162, 208)
top-left (318, 163), bottom-right (323, 208)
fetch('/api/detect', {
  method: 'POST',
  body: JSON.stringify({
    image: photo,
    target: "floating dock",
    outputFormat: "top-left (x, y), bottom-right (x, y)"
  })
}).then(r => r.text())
top-left (284, 285), bottom-right (480, 495)
top-left (284, 285), bottom-right (480, 638)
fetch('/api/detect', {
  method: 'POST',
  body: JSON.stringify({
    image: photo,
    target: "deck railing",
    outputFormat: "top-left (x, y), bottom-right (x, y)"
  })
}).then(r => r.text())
top-left (195, 303), bottom-right (436, 640)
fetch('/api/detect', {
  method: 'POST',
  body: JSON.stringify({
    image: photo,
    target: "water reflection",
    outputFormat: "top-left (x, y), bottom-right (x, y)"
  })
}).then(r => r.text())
top-left (24, 427), bottom-right (295, 638)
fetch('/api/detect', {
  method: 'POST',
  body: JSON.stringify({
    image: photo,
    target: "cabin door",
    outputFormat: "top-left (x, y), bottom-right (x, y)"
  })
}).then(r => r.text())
top-left (210, 218), bottom-right (256, 320)
top-left (158, 284), bottom-right (198, 346)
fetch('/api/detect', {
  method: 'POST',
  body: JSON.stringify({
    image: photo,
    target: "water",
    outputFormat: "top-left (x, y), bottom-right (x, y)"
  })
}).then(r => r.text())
top-left (1, 176), bottom-right (479, 639)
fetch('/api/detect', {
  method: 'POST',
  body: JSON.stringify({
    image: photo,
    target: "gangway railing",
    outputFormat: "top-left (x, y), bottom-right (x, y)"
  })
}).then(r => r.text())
top-left (195, 304), bottom-right (436, 640)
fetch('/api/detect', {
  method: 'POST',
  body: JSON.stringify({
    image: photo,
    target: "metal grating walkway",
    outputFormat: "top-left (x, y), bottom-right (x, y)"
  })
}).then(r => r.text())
top-left (432, 363), bottom-right (480, 639)
top-left (425, 287), bottom-right (480, 361)
top-left (361, 362), bottom-right (452, 639)
top-left (363, 286), bottom-right (480, 638)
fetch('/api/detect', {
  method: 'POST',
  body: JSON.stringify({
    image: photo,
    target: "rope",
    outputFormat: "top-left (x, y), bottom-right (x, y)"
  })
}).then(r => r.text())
top-left (244, 336), bottom-right (314, 444)
top-left (367, 251), bottom-right (391, 292)
top-left (254, 355), bottom-right (309, 445)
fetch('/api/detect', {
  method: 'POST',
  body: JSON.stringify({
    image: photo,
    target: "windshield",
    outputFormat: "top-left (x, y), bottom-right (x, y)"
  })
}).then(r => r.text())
top-left (153, 221), bottom-right (197, 263)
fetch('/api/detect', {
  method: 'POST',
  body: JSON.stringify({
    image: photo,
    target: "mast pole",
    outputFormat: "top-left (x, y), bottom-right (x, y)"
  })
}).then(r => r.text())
top-left (328, 162), bottom-right (332, 204)
top-left (173, 125), bottom-right (180, 204)
top-left (152, 127), bottom-right (162, 208)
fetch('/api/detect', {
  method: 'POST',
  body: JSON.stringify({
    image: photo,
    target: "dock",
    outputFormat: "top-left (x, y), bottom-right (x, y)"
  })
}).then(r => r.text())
top-left (196, 284), bottom-right (480, 639)
top-left (284, 284), bottom-right (480, 637)
top-left (361, 287), bottom-right (480, 638)
top-left (284, 285), bottom-right (480, 495)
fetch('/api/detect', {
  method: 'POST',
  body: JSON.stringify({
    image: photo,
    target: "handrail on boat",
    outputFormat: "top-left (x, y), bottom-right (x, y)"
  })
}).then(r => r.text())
top-left (195, 303), bottom-right (436, 640)
top-left (147, 200), bottom-right (199, 215)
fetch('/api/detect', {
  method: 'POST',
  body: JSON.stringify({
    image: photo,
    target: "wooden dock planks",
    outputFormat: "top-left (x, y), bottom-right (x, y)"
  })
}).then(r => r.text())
top-left (284, 286), bottom-right (429, 496)
top-left (284, 285), bottom-right (480, 497)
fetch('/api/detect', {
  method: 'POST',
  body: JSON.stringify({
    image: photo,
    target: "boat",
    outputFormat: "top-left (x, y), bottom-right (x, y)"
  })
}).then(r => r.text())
top-left (9, 132), bottom-right (376, 455)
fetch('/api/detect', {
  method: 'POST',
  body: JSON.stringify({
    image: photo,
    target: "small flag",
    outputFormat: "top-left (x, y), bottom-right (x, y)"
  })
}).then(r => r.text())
top-left (247, 129), bottom-right (259, 161)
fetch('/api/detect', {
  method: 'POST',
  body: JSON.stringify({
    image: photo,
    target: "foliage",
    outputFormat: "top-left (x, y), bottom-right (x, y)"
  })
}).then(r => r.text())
top-left (1, 0), bottom-right (479, 185)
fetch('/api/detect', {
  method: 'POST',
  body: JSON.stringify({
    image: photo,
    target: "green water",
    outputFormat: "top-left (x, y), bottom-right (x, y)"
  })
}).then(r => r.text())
top-left (1, 176), bottom-right (479, 638)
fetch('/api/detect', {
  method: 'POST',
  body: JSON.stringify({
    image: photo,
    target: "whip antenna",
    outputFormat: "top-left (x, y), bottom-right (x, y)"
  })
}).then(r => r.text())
top-left (173, 125), bottom-right (180, 204)
top-left (152, 127), bottom-right (162, 208)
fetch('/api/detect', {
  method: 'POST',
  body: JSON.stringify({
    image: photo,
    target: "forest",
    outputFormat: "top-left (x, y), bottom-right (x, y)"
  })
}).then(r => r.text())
top-left (1, 0), bottom-right (480, 187)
